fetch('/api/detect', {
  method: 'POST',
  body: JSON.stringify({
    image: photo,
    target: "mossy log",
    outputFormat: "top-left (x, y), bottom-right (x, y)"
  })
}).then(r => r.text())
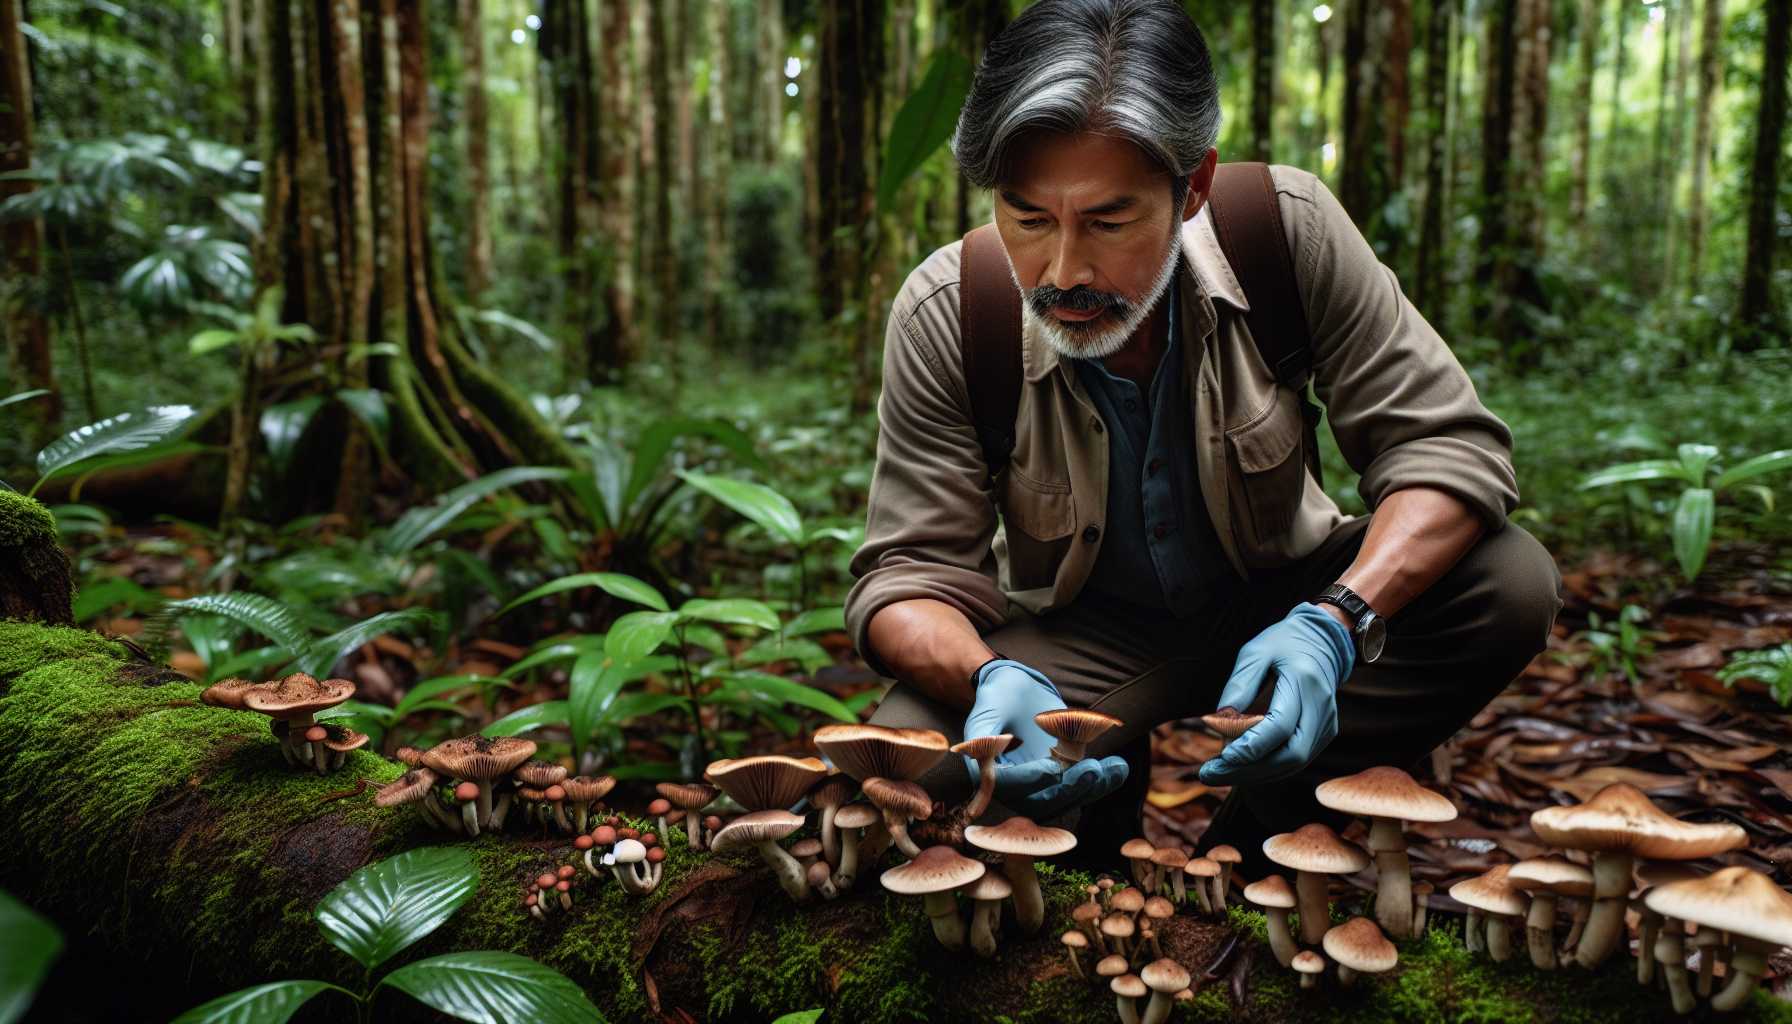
top-left (3, 502), bottom-right (1790, 1022)
top-left (0, 491), bottom-right (72, 625)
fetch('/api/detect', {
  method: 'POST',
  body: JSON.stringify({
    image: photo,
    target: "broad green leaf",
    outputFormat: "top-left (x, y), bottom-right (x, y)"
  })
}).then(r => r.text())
top-left (71, 575), bottom-right (164, 623)
top-left (877, 49), bottom-right (974, 209)
top-left (606, 691), bottom-right (691, 721)
top-left (622, 417), bottom-right (763, 511)
top-left (737, 636), bottom-right (833, 673)
top-left (336, 389), bottom-right (390, 457)
top-left (484, 700), bottom-right (570, 737)
top-left (260, 396), bottom-right (326, 477)
top-left (393, 675), bottom-right (495, 719)
top-left (500, 641), bottom-right (594, 680)
top-left (382, 466), bottom-right (573, 555)
top-left (379, 951), bottom-right (605, 1024)
top-left (782, 606), bottom-right (846, 637)
top-left (0, 388), bottom-right (51, 410)
top-left (168, 981), bottom-right (341, 1024)
top-left (470, 308), bottom-right (556, 353)
top-left (677, 470), bottom-right (804, 545)
top-left (210, 643), bottom-right (298, 681)
top-left (0, 889), bottom-right (62, 1024)
top-left (162, 592), bottom-right (310, 656)
top-left (569, 652), bottom-right (628, 749)
top-left (1739, 484), bottom-right (1776, 513)
top-left (679, 597), bottom-right (779, 632)
top-left (1578, 459), bottom-right (1691, 490)
top-left (315, 847), bottom-right (478, 971)
top-left (1676, 443), bottom-right (1720, 485)
top-left (32, 405), bottom-right (195, 494)
top-left (843, 689), bottom-right (881, 714)
top-left (1672, 488), bottom-right (1715, 582)
top-left (771, 1012), bottom-right (825, 1024)
top-left (293, 609), bottom-right (438, 677)
top-left (187, 328), bottom-right (242, 356)
top-left (605, 611), bottom-right (678, 664)
top-left (1713, 449), bottom-right (1792, 490)
top-left (62, 439), bottom-right (211, 500)
top-left (497, 572), bottom-right (668, 617)
top-left (712, 671), bottom-right (858, 723)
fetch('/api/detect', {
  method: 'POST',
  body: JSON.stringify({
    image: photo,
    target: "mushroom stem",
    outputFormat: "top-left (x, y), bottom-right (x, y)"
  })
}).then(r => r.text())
top-left (310, 738), bottom-right (328, 775)
top-left (1655, 923), bottom-right (1696, 1014)
top-left (1412, 893), bottom-right (1429, 936)
top-left (1049, 739), bottom-right (1087, 767)
top-left (490, 793), bottom-right (512, 831)
top-left (1526, 893), bottom-right (1559, 970)
top-left (965, 755), bottom-right (999, 821)
top-left (921, 891), bottom-right (967, 950)
top-left (1561, 898), bottom-right (1589, 954)
top-left (420, 792), bottom-right (460, 833)
top-left (461, 798), bottom-right (480, 837)
top-left (1169, 871), bottom-right (1186, 905)
top-left (834, 828), bottom-right (863, 891)
top-left (1486, 914), bottom-right (1514, 963)
top-left (550, 802), bottom-right (571, 833)
top-left (1573, 850), bottom-right (1635, 969)
top-left (968, 899), bottom-right (1000, 958)
top-left (1066, 947), bottom-right (1085, 980)
top-left (684, 809), bottom-right (703, 851)
top-left (1337, 964), bottom-right (1360, 987)
top-left (584, 848), bottom-right (602, 878)
top-left (1465, 909), bottom-right (1485, 953)
top-left (1295, 870), bottom-right (1331, 946)
top-left (1264, 908), bottom-right (1298, 968)
top-left (1003, 855), bottom-right (1045, 934)
top-left (756, 838), bottom-right (811, 902)
top-left (1695, 927), bottom-right (1721, 998)
top-left (1368, 817), bottom-right (1414, 939)
top-left (1300, 970), bottom-right (1319, 990)
top-left (1191, 876), bottom-right (1211, 914)
top-left (1711, 940), bottom-right (1767, 1013)
top-left (884, 810), bottom-right (922, 860)
top-left (1113, 992), bottom-right (1140, 1024)
top-left (475, 781), bottom-right (494, 832)
top-left (1141, 990), bottom-right (1175, 1024)
top-left (819, 805), bottom-right (839, 866)
top-left (1211, 875), bottom-right (1227, 911)
top-left (1635, 908), bottom-right (1662, 985)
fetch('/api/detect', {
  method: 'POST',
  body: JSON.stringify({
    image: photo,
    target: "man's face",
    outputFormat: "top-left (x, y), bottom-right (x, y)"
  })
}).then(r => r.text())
top-left (995, 131), bottom-right (1204, 359)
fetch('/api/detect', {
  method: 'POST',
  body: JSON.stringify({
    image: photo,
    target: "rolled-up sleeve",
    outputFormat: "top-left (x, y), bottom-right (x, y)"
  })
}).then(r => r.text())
top-left (1281, 167), bottom-right (1519, 527)
top-left (844, 249), bottom-right (1010, 677)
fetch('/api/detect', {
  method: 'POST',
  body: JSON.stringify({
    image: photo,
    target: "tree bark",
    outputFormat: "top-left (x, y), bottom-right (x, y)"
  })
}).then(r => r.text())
top-left (1514, 0), bottom-right (1551, 255)
top-left (0, 0), bottom-right (59, 440)
top-left (1384, 0), bottom-right (1414, 188)
top-left (1415, 0), bottom-right (1455, 319)
top-left (647, 0), bottom-right (676, 370)
top-left (1739, 0), bottom-right (1791, 343)
top-left (598, 0), bottom-right (637, 367)
top-left (705, 0), bottom-right (731, 350)
top-left (1251, 0), bottom-right (1276, 163)
top-left (1664, 0), bottom-right (1694, 283)
top-left (460, 0), bottom-right (493, 301)
top-left (758, 0), bottom-right (784, 165)
top-left (1476, 0), bottom-right (1520, 343)
top-left (1570, 0), bottom-right (1599, 229)
top-left (0, 492), bottom-right (72, 626)
top-left (1339, 0), bottom-right (1382, 225)
top-left (1686, 0), bottom-right (1724, 292)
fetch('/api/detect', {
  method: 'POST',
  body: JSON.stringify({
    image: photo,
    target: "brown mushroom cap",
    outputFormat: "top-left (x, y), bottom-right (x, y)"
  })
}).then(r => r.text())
top-left (1291, 950), bottom-right (1326, 975)
top-left (1110, 974), bottom-right (1148, 999)
top-left (807, 772), bottom-right (859, 810)
top-left (514, 760), bottom-right (569, 787)
top-left (950, 734), bottom-right (1021, 762)
top-left (1151, 847), bottom-right (1190, 872)
top-left (647, 798), bottom-right (672, 816)
top-left (813, 724), bottom-right (950, 782)
top-left (1529, 783), bottom-right (1747, 859)
top-left (805, 860), bottom-right (834, 890)
top-left (241, 674), bottom-right (356, 719)
top-left (1644, 866), bottom-right (1792, 948)
top-left (1263, 823), bottom-right (1370, 875)
top-left (1110, 888), bottom-right (1146, 915)
top-left (1140, 958), bottom-right (1191, 994)
top-left (963, 871), bottom-right (1014, 901)
top-left (322, 726), bottom-right (369, 753)
top-left (1207, 844), bottom-right (1242, 867)
top-left (453, 780), bottom-right (480, 801)
top-left (1183, 857), bottom-right (1220, 879)
top-left (790, 837), bottom-right (824, 860)
top-left (963, 816), bottom-right (1078, 858)
top-left (1201, 707), bottom-right (1265, 739)
top-left (422, 734), bottom-right (539, 781)
top-left (833, 802), bottom-right (880, 830)
top-left (1062, 930), bottom-right (1090, 949)
top-left (1101, 913), bottom-right (1136, 941)
top-left (1509, 856), bottom-right (1596, 898)
top-left (200, 678), bottom-right (256, 709)
top-left (709, 809), bottom-right (806, 854)
top-left (1314, 766), bottom-right (1459, 824)
top-left (1449, 863), bottom-right (1528, 917)
top-left (1243, 875), bottom-right (1297, 909)
top-left (861, 777), bottom-right (934, 820)
top-left (303, 725), bottom-right (329, 743)
top-left (374, 768), bottom-right (440, 806)
top-left (564, 775), bottom-right (618, 803)
top-left (705, 755), bottom-right (830, 811)
top-left (1322, 917), bottom-right (1399, 974)
top-left (879, 845), bottom-right (985, 895)
top-left (1033, 708), bottom-right (1123, 746)
top-left (1120, 837), bottom-right (1157, 861)
top-left (654, 781), bottom-right (717, 810)
top-left (1144, 896), bottom-right (1176, 921)
top-left (1095, 954), bottom-right (1130, 978)
top-left (394, 745), bottom-right (426, 767)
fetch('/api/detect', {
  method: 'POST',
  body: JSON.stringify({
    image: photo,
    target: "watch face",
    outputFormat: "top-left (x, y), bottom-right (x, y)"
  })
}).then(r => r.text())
top-left (1360, 615), bottom-right (1387, 664)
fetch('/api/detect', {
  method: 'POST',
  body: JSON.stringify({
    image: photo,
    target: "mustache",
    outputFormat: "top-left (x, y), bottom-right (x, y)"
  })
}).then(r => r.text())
top-left (1026, 284), bottom-right (1131, 321)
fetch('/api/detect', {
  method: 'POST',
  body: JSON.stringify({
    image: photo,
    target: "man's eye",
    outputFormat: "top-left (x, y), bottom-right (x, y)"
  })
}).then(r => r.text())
top-left (1093, 220), bottom-right (1125, 233)
top-left (1018, 218), bottom-right (1047, 230)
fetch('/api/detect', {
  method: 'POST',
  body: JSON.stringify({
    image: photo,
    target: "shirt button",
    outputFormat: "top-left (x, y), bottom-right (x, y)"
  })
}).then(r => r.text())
top-left (1154, 523), bottom-right (1169, 540)
top-left (1082, 524), bottom-right (1101, 544)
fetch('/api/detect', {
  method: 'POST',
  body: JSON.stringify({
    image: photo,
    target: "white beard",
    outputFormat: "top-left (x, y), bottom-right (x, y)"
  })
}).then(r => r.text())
top-left (1008, 228), bottom-right (1184, 362)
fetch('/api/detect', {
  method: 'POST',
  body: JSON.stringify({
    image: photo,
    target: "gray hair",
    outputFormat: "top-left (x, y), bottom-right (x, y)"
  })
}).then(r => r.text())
top-left (951, 0), bottom-right (1221, 211)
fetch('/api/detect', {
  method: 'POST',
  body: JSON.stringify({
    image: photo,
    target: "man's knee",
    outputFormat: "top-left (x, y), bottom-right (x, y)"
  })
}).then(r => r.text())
top-left (1464, 521), bottom-right (1564, 662)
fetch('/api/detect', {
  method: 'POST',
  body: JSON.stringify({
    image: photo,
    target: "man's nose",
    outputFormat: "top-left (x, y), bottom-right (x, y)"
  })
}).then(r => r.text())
top-left (1044, 225), bottom-right (1094, 293)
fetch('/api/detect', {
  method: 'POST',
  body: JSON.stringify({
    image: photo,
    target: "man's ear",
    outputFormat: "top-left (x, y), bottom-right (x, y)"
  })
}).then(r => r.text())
top-left (1181, 149), bottom-right (1220, 221)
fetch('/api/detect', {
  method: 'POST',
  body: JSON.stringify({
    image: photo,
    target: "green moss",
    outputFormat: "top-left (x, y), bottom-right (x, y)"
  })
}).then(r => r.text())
top-left (0, 492), bottom-right (75, 624)
top-left (0, 490), bottom-right (58, 546)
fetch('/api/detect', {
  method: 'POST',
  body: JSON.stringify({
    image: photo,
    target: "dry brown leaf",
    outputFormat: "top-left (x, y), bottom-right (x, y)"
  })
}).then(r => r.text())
top-left (1148, 781), bottom-right (1222, 809)
top-left (1554, 766), bottom-right (1692, 802)
top-left (1653, 643), bottom-right (1726, 670)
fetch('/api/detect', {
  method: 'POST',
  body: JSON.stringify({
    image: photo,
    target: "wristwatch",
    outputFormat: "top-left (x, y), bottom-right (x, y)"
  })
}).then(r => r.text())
top-left (1314, 584), bottom-right (1386, 664)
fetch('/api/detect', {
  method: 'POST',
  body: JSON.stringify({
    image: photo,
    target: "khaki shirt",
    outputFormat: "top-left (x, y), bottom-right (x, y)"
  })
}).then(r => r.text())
top-left (844, 165), bottom-right (1518, 675)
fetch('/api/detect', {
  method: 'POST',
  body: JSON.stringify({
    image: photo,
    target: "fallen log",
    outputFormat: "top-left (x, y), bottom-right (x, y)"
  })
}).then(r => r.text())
top-left (2, 490), bottom-right (1785, 1023)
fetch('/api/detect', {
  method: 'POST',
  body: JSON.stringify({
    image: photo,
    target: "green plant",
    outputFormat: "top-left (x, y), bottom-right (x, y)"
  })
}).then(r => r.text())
top-left (0, 888), bottom-right (62, 1024)
top-left (1716, 644), bottom-right (1792, 707)
top-left (679, 470), bottom-right (858, 607)
top-left (152, 590), bottom-right (436, 689)
top-left (1580, 443), bottom-right (1792, 580)
top-left (171, 847), bottom-right (602, 1024)
top-left (25, 405), bottom-right (199, 497)
top-left (1560, 604), bottom-right (1655, 690)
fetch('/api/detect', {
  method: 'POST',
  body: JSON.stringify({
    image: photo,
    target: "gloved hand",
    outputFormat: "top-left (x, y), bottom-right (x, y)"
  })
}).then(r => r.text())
top-left (1198, 602), bottom-right (1355, 787)
top-left (963, 659), bottom-right (1129, 819)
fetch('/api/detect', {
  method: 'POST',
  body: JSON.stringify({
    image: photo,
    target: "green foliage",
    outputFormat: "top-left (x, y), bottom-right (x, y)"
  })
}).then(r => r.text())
top-left (174, 847), bottom-right (601, 1024)
top-left (1717, 644), bottom-right (1792, 707)
top-left (0, 888), bottom-right (62, 1024)
top-left (726, 167), bottom-right (812, 356)
top-left (1581, 442), bottom-right (1792, 580)
top-left (28, 404), bottom-right (196, 496)
top-left (878, 49), bottom-right (975, 210)
top-left (1559, 604), bottom-right (1656, 690)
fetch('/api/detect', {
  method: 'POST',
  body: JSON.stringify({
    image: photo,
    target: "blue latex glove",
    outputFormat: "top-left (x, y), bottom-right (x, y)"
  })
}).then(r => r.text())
top-left (963, 659), bottom-right (1130, 819)
top-left (1199, 602), bottom-right (1355, 786)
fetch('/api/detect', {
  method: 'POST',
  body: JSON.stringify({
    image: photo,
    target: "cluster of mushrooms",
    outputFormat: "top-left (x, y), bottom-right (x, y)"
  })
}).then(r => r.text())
top-left (200, 673), bottom-right (367, 773)
top-left (372, 734), bottom-right (618, 837)
top-left (1059, 879), bottom-right (1198, 1023)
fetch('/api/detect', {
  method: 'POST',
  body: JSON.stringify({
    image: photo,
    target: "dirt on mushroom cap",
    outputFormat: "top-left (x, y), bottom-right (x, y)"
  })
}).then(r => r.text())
top-left (421, 734), bottom-right (538, 780)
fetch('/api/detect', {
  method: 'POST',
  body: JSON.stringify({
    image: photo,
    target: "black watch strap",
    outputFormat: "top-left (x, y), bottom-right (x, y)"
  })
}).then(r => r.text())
top-left (971, 653), bottom-right (1007, 690)
top-left (1315, 583), bottom-right (1371, 623)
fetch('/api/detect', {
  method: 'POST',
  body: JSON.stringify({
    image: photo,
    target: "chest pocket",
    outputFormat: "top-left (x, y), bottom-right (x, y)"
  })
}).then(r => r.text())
top-left (1225, 387), bottom-right (1307, 543)
top-left (998, 465), bottom-right (1075, 591)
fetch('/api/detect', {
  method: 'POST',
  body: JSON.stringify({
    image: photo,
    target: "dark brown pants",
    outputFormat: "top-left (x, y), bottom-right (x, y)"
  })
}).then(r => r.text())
top-left (865, 516), bottom-right (1564, 880)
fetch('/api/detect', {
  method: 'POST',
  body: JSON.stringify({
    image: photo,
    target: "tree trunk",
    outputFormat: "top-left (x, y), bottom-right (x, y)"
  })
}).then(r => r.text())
top-left (1570, 0), bottom-right (1599, 229)
top-left (1251, 0), bottom-right (1275, 163)
top-left (758, 0), bottom-right (784, 165)
top-left (705, 0), bottom-right (731, 350)
top-left (0, 0), bottom-right (59, 440)
top-left (255, 0), bottom-right (573, 521)
top-left (460, 0), bottom-right (492, 300)
top-left (1686, 0), bottom-right (1724, 293)
top-left (598, 0), bottom-right (637, 367)
top-left (1415, 0), bottom-right (1455, 319)
top-left (1339, 0), bottom-right (1382, 225)
top-left (647, 0), bottom-right (676, 370)
top-left (1663, 0), bottom-right (1694, 284)
top-left (1739, 0), bottom-right (1790, 343)
top-left (1476, 0), bottom-right (1520, 343)
top-left (1385, 0), bottom-right (1414, 188)
top-left (1514, 0), bottom-right (1551, 250)
top-left (0, 492), bottom-right (72, 626)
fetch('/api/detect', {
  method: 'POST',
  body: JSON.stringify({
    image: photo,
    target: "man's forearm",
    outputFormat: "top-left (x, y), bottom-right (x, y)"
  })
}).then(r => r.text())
top-left (1324, 486), bottom-right (1486, 624)
top-left (865, 599), bottom-right (996, 710)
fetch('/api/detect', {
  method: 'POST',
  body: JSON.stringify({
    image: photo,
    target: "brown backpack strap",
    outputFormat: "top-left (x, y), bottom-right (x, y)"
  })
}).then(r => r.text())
top-left (1208, 161), bottom-right (1325, 485)
top-left (959, 222), bottom-right (1023, 481)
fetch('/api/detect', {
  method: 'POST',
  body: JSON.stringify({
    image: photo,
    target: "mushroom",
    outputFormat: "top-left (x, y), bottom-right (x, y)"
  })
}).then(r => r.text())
top-left (542, 784), bottom-right (571, 832)
top-left (711, 809), bottom-right (811, 901)
top-left (1322, 917), bottom-right (1398, 987)
top-left (199, 678), bottom-right (256, 709)
top-left (1691, 925), bottom-right (1725, 998)
top-left (1033, 708), bottom-right (1123, 767)
top-left (1243, 874), bottom-right (1300, 968)
top-left (1411, 880), bottom-right (1434, 936)
top-left (1062, 930), bottom-right (1090, 979)
top-left (705, 755), bottom-right (830, 812)
top-left (1150, 847), bottom-right (1189, 902)
top-left (804, 772), bottom-right (859, 865)
top-left (654, 781), bottom-right (716, 849)
top-left (963, 871), bottom-right (1014, 958)
top-left (1449, 864), bottom-right (1527, 963)
top-left (862, 776), bottom-right (934, 859)
top-left (1095, 953), bottom-right (1130, 986)
top-left (607, 837), bottom-right (655, 895)
top-left (1530, 782), bottom-right (1746, 969)
top-left (1206, 844), bottom-right (1242, 907)
top-left (1110, 886), bottom-right (1145, 921)
top-left (1073, 901), bottom-right (1105, 950)
top-left (1201, 706), bottom-right (1264, 739)
top-left (1292, 950), bottom-right (1326, 989)
top-left (452, 780), bottom-right (482, 836)
top-left (394, 745), bottom-right (425, 768)
top-left (1629, 895), bottom-right (1664, 985)
top-left (830, 802), bottom-right (882, 890)
top-left (1182, 857), bottom-right (1220, 913)
top-left (1263, 823), bottom-right (1370, 945)
top-left (582, 824), bottom-right (619, 878)
top-left (1101, 913), bottom-right (1136, 958)
top-left (789, 836), bottom-right (824, 868)
top-left (1138, 958), bottom-right (1190, 1024)
top-left (515, 759), bottom-right (568, 789)
top-left (421, 734), bottom-right (539, 834)
top-left (813, 723), bottom-right (950, 783)
top-left (1652, 916), bottom-right (1696, 1014)
top-left (964, 816), bottom-right (1077, 934)
top-left (950, 734), bottom-right (1018, 821)
top-left (647, 797), bottom-right (673, 840)
top-left (373, 767), bottom-right (459, 833)
top-left (241, 674), bottom-right (357, 769)
top-left (1142, 896), bottom-right (1174, 958)
top-left (1121, 838), bottom-right (1157, 888)
top-left (1314, 766), bottom-right (1459, 939)
top-left (1646, 865), bottom-right (1792, 1013)
top-left (880, 846), bottom-right (984, 950)
top-left (642, 846), bottom-right (666, 891)
top-left (1508, 856), bottom-right (1595, 970)
top-left (564, 775), bottom-right (617, 833)
top-left (1110, 973), bottom-right (1148, 1024)
top-left (806, 859), bottom-right (838, 901)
